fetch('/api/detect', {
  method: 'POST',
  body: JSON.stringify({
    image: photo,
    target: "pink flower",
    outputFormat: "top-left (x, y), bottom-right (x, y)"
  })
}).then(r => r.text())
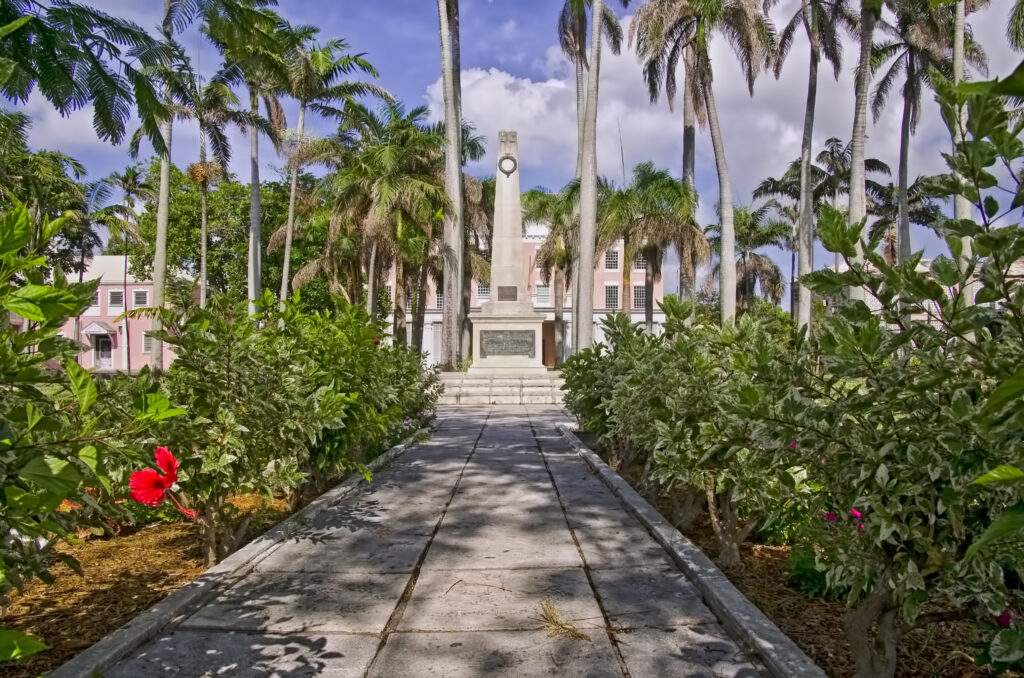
top-left (789, 442), bottom-right (798, 449)
top-left (996, 610), bottom-right (1013, 628)
top-left (825, 512), bottom-right (837, 522)
top-left (858, 523), bottom-right (865, 531)
top-left (129, 447), bottom-right (197, 521)
top-left (850, 508), bottom-right (862, 519)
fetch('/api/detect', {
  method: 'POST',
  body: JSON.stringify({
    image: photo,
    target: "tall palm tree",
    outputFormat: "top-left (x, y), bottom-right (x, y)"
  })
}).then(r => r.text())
top-left (174, 73), bottom-right (263, 307)
top-left (707, 204), bottom-right (790, 312)
top-left (205, 6), bottom-right (288, 314)
top-left (279, 34), bottom-right (384, 303)
top-left (558, 0), bottom-right (625, 352)
top-left (871, 0), bottom-right (984, 264)
top-left (846, 0), bottom-right (883, 301)
top-left (773, 0), bottom-right (853, 329)
top-left (437, 0), bottom-right (465, 368)
top-left (631, 0), bottom-right (776, 325)
top-left (107, 166), bottom-right (156, 373)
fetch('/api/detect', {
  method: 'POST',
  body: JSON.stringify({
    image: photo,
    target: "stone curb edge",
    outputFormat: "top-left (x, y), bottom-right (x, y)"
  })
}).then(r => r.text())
top-left (49, 428), bottom-right (429, 678)
top-left (555, 423), bottom-right (827, 678)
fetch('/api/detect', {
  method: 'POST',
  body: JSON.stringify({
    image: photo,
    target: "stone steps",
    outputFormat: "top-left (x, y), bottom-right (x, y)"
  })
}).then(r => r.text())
top-left (439, 373), bottom-right (564, 405)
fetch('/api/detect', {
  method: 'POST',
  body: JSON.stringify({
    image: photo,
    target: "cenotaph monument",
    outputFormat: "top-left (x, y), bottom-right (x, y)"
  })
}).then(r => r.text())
top-left (467, 130), bottom-right (547, 375)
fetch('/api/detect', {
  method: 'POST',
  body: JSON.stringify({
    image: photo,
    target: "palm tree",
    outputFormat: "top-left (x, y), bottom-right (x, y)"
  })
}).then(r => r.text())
top-left (174, 73), bottom-right (263, 307)
top-left (631, 0), bottom-right (776, 325)
top-left (558, 0), bottom-right (625, 351)
top-left (773, 0), bottom-right (853, 329)
top-left (846, 0), bottom-right (883, 300)
top-left (524, 186), bottom-right (578, 364)
top-left (867, 178), bottom-right (942, 263)
top-left (871, 0), bottom-right (984, 264)
top-left (296, 103), bottom-right (448, 346)
top-left (707, 204), bottom-right (790, 312)
top-left (205, 6), bottom-right (288, 314)
top-left (598, 162), bottom-right (703, 331)
top-left (279, 35), bottom-right (384, 303)
top-left (437, 0), bottom-right (465, 368)
top-left (107, 166), bottom-right (156, 372)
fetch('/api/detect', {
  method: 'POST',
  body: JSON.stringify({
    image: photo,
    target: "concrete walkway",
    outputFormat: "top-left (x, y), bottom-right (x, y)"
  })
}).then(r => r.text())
top-left (106, 406), bottom-right (761, 677)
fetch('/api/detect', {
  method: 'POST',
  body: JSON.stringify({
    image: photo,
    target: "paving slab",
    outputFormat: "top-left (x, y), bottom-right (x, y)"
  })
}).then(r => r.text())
top-left (104, 630), bottom-right (379, 678)
top-left (399, 567), bottom-right (604, 632)
top-left (182, 572), bottom-right (407, 634)
top-left (89, 405), bottom-right (774, 678)
top-left (367, 630), bottom-right (621, 678)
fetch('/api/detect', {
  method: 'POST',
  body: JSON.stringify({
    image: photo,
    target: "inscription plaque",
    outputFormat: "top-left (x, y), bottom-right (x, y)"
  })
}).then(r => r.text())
top-left (480, 330), bottom-right (535, 359)
top-left (497, 286), bottom-right (518, 302)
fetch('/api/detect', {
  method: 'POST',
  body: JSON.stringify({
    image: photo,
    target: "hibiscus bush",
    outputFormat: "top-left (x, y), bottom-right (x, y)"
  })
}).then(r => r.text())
top-left (561, 64), bottom-right (1024, 678)
top-left (0, 204), bottom-right (182, 660)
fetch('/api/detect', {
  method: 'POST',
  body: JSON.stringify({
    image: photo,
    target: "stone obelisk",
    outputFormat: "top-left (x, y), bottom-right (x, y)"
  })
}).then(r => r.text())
top-left (468, 131), bottom-right (547, 374)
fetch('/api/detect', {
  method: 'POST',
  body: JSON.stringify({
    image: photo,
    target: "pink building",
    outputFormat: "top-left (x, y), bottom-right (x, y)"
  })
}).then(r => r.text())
top-left (59, 256), bottom-right (174, 373)
top-left (385, 224), bottom-right (667, 367)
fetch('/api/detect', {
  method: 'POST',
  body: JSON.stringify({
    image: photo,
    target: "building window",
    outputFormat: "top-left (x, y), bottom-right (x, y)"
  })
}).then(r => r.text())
top-left (604, 284), bottom-right (619, 310)
top-left (108, 290), bottom-right (124, 309)
top-left (634, 253), bottom-right (647, 270)
top-left (142, 334), bottom-right (153, 354)
top-left (133, 290), bottom-right (148, 308)
top-left (477, 283), bottom-right (490, 298)
top-left (436, 294), bottom-right (443, 310)
top-left (90, 291), bottom-right (100, 307)
top-left (633, 285), bottom-right (646, 310)
top-left (535, 285), bottom-right (550, 305)
top-left (604, 250), bottom-right (619, 271)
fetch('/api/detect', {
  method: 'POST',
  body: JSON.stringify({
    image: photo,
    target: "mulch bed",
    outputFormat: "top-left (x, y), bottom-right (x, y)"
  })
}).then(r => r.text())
top-left (0, 495), bottom-right (290, 678)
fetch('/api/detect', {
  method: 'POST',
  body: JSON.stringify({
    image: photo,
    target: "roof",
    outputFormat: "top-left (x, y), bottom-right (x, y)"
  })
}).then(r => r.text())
top-left (77, 255), bottom-right (148, 285)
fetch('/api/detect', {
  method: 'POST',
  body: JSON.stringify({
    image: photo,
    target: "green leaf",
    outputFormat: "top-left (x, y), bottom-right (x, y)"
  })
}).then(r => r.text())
top-left (0, 16), bottom-right (31, 40)
top-left (0, 629), bottom-right (49, 662)
top-left (983, 369), bottom-right (1024, 416)
top-left (990, 628), bottom-right (1024, 664)
top-left (982, 196), bottom-right (1000, 219)
top-left (0, 204), bottom-right (31, 255)
top-left (4, 285), bottom-right (80, 323)
top-left (965, 501), bottom-right (1024, 560)
top-left (64, 360), bottom-right (97, 415)
top-left (973, 465), bottom-right (1024, 485)
top-left (18, 454), bottom-right (82, 497)
top-left (929, 255), bottom-right (960, 287)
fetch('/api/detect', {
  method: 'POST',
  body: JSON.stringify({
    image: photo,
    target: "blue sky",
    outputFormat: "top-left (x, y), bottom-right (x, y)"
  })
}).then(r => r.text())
top-left (12, 0), bottom-right (1021, 301)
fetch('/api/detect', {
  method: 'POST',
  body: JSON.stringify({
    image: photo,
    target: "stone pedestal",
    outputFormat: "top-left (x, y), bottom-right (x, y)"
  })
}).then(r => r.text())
top-left (468, 130), bottom-right (547, 376)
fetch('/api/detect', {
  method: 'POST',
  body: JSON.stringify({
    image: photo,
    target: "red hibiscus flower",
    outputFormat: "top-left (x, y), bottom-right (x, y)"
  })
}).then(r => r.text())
top-left (129, 447), bottom-right (197, 520)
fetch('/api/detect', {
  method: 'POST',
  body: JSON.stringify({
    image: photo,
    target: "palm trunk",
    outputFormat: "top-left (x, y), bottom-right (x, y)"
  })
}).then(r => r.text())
top-left (366, 240), bottom-right (378, 317)
top-left (199, 139), bottom-right (210, 308)
top-left (847, 2), bottom-right (875, 302)
top-left (151, 118), bottom-right (172, 370)
top-left (896, 57), bottom-right (913, 264)
top-left (680, 48), bottom-right (697, 298)
top-left (280, 103), bottom-right (305, 302)
top-left (790, 242), bottom-right (797, 316)
top-left (123, 231), bottom-right (131, 373)
top-left (394, 259), bottom-right (407, 346)
top-left (247, 86), bottom-right (262, 316)
top-left (571, 16), bottom-right (586, 356)
top-left (412, 256), bottom-right (429, 352)
top-left (797, 7), bottom-right (818, 330)
top-left (953, 0), bottom-right (975, 304)
top-left (704, 78), bottom-right (736, 324)
top-left (554, 266), bottom-right (565, 364)
top-left (622, 233), bottom-right (632, 314)
top-left (645, 248), bottom-right (655, 333)
top-left (438, 0), bottom-right (464, 369)
top-left (461, 228), bottom-right (472, 356)
top-left (577, 0), bottom-right (604, 350)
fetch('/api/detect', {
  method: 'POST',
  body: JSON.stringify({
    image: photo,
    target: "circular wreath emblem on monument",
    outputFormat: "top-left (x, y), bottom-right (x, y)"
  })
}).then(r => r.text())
top-left (498, 154), bottom-right (518, 177)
